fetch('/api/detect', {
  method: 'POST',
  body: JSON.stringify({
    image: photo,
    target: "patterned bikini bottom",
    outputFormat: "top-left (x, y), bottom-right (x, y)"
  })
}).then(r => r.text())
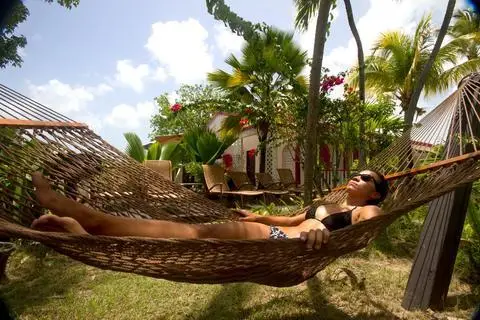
top-left (269, 226), bottom-right (288, 239)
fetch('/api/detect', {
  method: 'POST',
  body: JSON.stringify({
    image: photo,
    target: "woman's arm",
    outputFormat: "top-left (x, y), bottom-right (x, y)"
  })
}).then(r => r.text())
top-left (234, 209), bottom-right (306, 226)
top-left (356, 205), bottom-right (383, 222)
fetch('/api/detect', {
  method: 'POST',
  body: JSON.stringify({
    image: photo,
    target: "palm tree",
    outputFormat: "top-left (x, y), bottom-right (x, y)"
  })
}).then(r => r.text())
top-left (208, 28), bottom-right (308, 173)
top-left (343, 0), bottom-right (366, 166)
top-left (448, 8), bottom-right (480, 61)
top-left (350, 12), bottom-right (480, 126)
top-left (405, 0), bottom-right (456, 125)
top-left (294, 0), bottom-right (333, 203)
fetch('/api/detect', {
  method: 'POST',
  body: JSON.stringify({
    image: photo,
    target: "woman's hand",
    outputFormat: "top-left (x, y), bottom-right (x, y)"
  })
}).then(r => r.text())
top-left (299, 219), bottom-right (330, 250)
top-left (233, 209), bottom-right (259, 222)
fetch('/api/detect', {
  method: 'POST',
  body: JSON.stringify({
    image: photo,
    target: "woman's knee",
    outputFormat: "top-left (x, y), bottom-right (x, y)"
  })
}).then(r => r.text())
top-left (84, 214), bottom-right (111, 235)
top-left (194, 224), bottom-right (212, 238)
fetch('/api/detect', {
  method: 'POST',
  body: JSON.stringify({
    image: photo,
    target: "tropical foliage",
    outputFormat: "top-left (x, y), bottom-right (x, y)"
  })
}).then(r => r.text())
top-left (123, 132), bottom-right (184, 168)
top-left (182, 127), bottom-right (237, 165)
top-left (208, 28), bottom-right (308, 172)
top-left (205, 0), bottom-right (267, 40)
top-left (350, 13), bottom-right (480, 124)
top-left (150, 84), bottom-right (237, 137)
top-left (448, 8), bottom-right (480, 61)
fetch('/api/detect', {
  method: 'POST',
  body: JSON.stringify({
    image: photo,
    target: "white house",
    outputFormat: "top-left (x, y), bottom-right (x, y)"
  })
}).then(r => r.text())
top-left (150, 112), bottom-right (356, 188)
top-left (207, 113), bottom-right (355, 188)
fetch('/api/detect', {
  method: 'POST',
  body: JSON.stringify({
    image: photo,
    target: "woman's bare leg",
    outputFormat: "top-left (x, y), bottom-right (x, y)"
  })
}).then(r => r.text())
top-left (32, 173), bottom-right (272, 239)
top-left (32, 173), bottom-right (323, 240)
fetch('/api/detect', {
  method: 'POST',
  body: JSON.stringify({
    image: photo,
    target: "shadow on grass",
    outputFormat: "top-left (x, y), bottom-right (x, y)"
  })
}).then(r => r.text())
top-left (186, 283), bottom-right (254, 320)
top-left (0, 246), bottom-right (87, 317)
top-left (306, 277), bottom-right (402, 320)
top-left (444, 292), bottom-right (480, 311)
top-left (370, 215), bottom-right (425, 259)
top-left (190, 277), bottom-right (404, 320)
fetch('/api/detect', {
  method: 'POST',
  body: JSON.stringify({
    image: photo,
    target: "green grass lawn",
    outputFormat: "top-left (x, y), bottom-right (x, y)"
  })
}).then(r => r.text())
top-left (1, 241), bottom-right (478, 320)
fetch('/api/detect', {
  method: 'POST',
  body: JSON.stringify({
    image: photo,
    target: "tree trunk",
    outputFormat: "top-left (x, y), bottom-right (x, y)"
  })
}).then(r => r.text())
top-left (257, 121), bottom-right (269, 173)
top-left (405, 0), bottom-right (456, 122)
top-left (259, 140), bottom-right (267, 173)
top-left (403, 101), bottom-right (416, 126)
top-left (344, 0), bottom-right (366, 167)
top-left (304, 0), bottom-right (333, 204)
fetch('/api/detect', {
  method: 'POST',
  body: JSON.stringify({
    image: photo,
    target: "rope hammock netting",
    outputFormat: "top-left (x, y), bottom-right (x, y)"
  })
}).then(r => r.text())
top-left (0, 73), bottom-right (479, 287)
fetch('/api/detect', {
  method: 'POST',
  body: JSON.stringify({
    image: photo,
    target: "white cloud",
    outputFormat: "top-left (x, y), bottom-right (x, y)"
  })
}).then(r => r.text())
top-left (145, 18), bottom-right (214, 84)
top-left (167, 91), bottom-right (179, 104)
top-left (27, 79), bottom-right (113, 133)
top-left (75, 112), bottom-right (104, 133)
top-left (114, 60), bottom-right (151, 93)
top-left (152, 67), bottom-right (168, 82)
top-left (105, 101), bottom-right (156, 129)
top-left (92, 83), bottom-right (113, 95)
top-left (213, 23), bottom-right (244, 56)
top-left (27, 79), bottom-right (110, 114)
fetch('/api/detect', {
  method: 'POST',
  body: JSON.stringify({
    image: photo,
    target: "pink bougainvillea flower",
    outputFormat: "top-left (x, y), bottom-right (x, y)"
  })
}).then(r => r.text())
top-left (320, 75), bottom-right (345, 93)
top-left (239, 118), bottom-right (249, 126)
top-left (170, 103), bottom-right (182, 113)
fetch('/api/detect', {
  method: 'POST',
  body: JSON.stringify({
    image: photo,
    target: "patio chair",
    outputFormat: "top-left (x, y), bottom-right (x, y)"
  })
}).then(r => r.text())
top-left (255, 172), bottom-right (285, 191)
top-left (202, 165), bottom-right (265, 206)
top-left (227, 171), bottom-right (288, 199)
top-left (144, 160), bottom-right (173, 181)
top-left (276, 168), bottom-right (303, 195)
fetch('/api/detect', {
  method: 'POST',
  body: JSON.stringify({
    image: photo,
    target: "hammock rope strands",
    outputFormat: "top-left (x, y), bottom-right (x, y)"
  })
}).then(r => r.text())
top-left (0, 74), bottom-right (479, 286)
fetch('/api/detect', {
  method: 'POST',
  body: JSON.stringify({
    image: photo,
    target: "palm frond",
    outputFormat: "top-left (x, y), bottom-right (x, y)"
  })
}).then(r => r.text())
top-left (227, 69), bottom-right (251, 87)
top-left (434, 58), bottom-right (480, 94)
top-left (449, 8), bottom-right (480, 37)
top-left (146, 142), bottom-right (162, 160)
top-left (412, 14), bottom-right (434, 53)
top-left (295, 74), bottom-right (309, 90)
top-left (124, 132), bottom-right (145, 163)
top-left (294, 0), bottom-right (320, 31)
top-left (442, 32), bottom-right (480, 60)
top-left (225, 54), bottom-right (243, 70)
top-left (159, 142), bottom-right (186, 169)
top-left (207, 70), bottom-right (233, 89)
top-left (220, 114), bottom-right (243, 137)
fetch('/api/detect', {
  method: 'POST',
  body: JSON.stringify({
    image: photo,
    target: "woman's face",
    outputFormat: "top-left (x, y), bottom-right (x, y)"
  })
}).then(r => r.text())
top-left (346, 170), bottom-right (381, 203)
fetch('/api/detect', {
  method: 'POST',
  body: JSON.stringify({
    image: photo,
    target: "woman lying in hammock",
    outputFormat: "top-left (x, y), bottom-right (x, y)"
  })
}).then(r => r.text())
top-left (30, 170), bottom-right (388, 250)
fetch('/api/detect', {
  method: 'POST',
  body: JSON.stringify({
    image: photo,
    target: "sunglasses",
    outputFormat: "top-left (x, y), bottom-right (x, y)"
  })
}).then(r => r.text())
top-left (349, 173), bottom-right (379, 186)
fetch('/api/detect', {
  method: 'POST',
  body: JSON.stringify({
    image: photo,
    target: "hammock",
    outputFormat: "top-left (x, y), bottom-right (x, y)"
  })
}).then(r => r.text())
top-left (0, 73), bottom-right (479, 287)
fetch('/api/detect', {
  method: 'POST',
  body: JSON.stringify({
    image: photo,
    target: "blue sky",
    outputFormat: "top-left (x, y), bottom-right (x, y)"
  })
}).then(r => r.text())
top-left (0, 0), bottom-right (469, 149)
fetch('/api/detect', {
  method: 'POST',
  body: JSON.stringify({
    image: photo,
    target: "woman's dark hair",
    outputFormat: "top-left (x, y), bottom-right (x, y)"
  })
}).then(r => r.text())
top-left (366, 170), bottom-right (389, 205)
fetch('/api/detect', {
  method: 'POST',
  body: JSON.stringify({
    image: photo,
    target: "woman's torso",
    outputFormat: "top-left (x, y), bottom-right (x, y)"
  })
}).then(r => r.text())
top-left (305, 203), bottom-right (361, 231)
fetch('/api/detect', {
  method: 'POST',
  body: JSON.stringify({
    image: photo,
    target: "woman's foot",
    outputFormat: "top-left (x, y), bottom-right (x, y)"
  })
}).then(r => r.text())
top-left (31, 215), bottom-right (88, 235)
top-left (32, 172), bottom-right (56, 208)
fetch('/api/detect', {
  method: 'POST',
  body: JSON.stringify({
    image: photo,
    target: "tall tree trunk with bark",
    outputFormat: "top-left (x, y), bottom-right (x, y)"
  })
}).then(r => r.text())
top-left (404, 0), bottom-right (455, 171)
top-left (304, 0), bottom-right (333, 204)
top-left (405, 0), bottom-right (456, 126)
top-left (344, 0), bottom-right (366, 167)
top-left (258, 120), bottom-right (269, 173)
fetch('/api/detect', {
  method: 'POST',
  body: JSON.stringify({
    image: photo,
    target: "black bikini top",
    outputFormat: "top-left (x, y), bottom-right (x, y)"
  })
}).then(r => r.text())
top-left (305, 205), bottom-right (357, 232)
